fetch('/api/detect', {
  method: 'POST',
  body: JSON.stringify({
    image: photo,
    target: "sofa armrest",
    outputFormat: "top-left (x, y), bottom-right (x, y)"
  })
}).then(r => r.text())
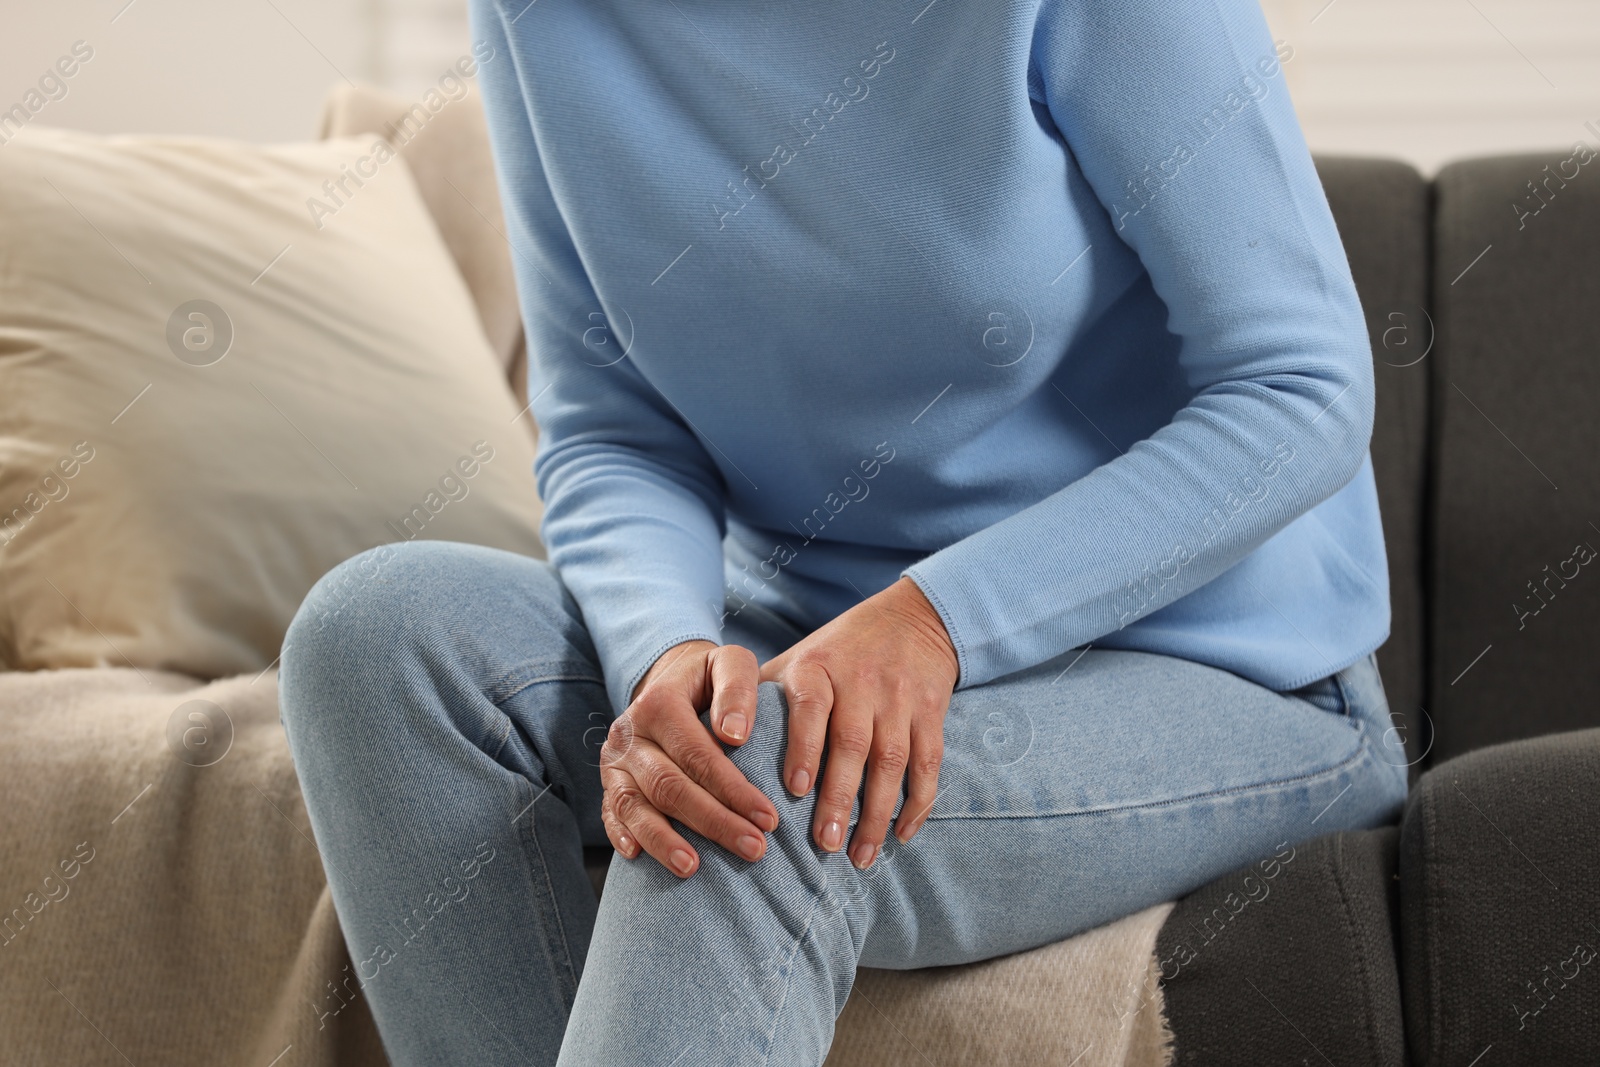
top-left (1400, 727), bottom-right (1600, 1066)
top-left (1156, 828), bottom-right (1406, 1066)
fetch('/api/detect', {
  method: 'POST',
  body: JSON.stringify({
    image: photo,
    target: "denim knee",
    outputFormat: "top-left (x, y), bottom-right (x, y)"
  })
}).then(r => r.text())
top-left (715, 681), bottom-right (795, 808)
top-left (280, 541), bottom-right (598, 752)
top-left (280, 543), bottom-right (404, 725)
top-left (714, 683), bottom-right (869, 890)
top-left (280, 540), bottom-right (496, 735)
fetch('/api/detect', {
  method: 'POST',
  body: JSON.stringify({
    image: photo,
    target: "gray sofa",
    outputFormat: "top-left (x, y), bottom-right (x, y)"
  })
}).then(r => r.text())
top-left (1153, 153), bottom-right (1600, 1066)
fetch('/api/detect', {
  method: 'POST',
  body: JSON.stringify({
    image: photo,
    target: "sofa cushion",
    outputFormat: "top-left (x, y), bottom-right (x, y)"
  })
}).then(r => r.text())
top-left (1156, 828), bottom-right (1406, 1066)
top-left (0, 667), bottom-right (386, 1067)
top-left (318, 80), bottom-right (529, 411)
top-left (1315, 155), bottom-right (1433, 774)
top-left (826, 902), bottom-right (1175, 1067)
top-left (1429, 151), bottom-right (1600, 760)
top-left (0, 125), bottom-right (545, 679)
top-left (1399, 728), bottom-right (1600, 1066)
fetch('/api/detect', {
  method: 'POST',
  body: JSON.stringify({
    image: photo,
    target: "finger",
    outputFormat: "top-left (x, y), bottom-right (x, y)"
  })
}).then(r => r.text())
top-left (598, 780), bottom-right (640, 859)
top-left (621, 686), bottom-right (778, 834)
top-left (894, 712), bottom-right (944, 843)
top-left (632, 739), bottom-right (770, 863)
top-left (781, 659), bottom-right (834, 798)
top-left (814, 692), bottom-right (872, 853)
top-left (757, 647), bottom-right (790, 684)
top-left (657, 711), bottom-right (779, 833)
top-left (708, 644), bottom-right (760, 746)
top-left (608, 768), bottom-right (702, 878)
top-left (850, 702), bottom-right (911, 869)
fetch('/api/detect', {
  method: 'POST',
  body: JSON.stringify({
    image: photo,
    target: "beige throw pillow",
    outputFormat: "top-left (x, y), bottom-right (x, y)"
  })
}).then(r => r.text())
top-left (318, 81), bottom-right (525, 385)
top-left (0, 125), bottom-right (544, 678)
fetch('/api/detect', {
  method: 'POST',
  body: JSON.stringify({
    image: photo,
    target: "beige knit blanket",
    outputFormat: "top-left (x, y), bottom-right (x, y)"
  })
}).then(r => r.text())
top-left (0, 667), bottom-right (1173, 1067)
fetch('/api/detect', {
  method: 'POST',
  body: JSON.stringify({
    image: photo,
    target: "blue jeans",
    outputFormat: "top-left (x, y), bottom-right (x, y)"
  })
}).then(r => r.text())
top-left (279, 540), bottom-right (1408, 1066)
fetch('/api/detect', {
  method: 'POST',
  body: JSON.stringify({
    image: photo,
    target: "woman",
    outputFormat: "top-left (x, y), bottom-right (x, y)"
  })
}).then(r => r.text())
top-left (280, 0), bottom-right (1408, 1063)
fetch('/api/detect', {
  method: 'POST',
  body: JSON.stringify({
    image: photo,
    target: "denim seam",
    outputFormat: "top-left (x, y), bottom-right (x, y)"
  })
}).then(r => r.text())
top-left (487, 666), bottom-right (606, 709)
top-left (760, 885), bottom-right (827, 1066)
top-left (486, 714), bottom-right (516, 765)
top-left (927, 732), bottom-right (1374, 822)
top-left (484, 676), bottom-right (606, 764)
top-left (511, 777), bottom-right (581, 1009)
top-left (1332, 668), bottom-right (1356, 719)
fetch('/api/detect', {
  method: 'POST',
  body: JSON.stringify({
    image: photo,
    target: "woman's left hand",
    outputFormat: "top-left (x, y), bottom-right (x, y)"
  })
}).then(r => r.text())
top-left (758, 577), bottom-right (959, 870)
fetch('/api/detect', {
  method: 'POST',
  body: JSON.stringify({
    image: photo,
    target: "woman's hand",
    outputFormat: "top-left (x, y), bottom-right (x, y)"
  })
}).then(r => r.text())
top-left (599, 641), bottom-right (780, 878)
top-left (758, 577), bottom-right (959, 870)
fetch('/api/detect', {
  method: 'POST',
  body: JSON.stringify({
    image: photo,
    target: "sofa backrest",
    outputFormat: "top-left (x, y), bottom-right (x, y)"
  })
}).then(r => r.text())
top-left (1316, 156), bottom-right (1434, 772)
top-left (1319, 149), bottom-right (1600, 769)
top-left (1427, 151), bottom-right (1600, 764)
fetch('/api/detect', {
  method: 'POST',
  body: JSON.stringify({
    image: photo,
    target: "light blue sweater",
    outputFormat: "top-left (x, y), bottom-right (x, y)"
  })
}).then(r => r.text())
top-left (470, 0), bottom-right (1390, 716)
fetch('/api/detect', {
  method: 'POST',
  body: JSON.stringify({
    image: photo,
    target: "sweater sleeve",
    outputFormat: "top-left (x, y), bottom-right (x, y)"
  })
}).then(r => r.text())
top-left (903, 0), bottom-right (1376, 689)
top-left (473, 0), bottom-right (726, 715)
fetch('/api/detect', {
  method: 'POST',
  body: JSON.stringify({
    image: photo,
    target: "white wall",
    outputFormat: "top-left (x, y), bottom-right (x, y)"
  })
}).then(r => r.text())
top-left (2, 0), bottom-right (1596, 173)
top-left (1262, 0), bottom-right (1600, 173)
top-left (0, 0), bottom-right (470, 143)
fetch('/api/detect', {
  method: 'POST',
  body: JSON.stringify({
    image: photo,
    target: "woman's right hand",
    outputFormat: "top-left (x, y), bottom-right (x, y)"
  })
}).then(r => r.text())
top-left (599, 640), bottom-right (780, 878)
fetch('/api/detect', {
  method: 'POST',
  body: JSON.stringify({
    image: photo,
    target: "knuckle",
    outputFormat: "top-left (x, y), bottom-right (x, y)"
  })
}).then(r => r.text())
top-left (788, 690), bottom-right (826, 717)
top-left (830, 722), bottom-right (873, 760)
top-left (822, 781), bottom-right (860, 811)
top-left (632, 690), bottom-right (667, 720)
top-left (611, 788), bottom-right (645, 823)
top-left (784, 672), bottom-right (824, 707)
top-left (791, 731), bottom-right (824, 766)
top-left (674, 740), bottom-right (717, 785)
top-left (647, 769), bottom-right (691, 813)
top-left (788, 658), bottom-right (828, 696)
top-left (603, 717), bottom-right (635, 756)
top-left (872, 741), bottom-right (910, 774)
top-left (716, 681), bottom-right (757, 707)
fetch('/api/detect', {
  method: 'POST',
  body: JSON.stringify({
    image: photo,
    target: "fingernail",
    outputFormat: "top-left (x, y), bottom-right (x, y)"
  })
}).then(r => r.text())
top-left (895, 820), bottom-right (920, 844)
top-left (851, 842), bottom-right (877, 870)
top-left (821, 820), bottom-right (843, 851)
top-left (669, 849), bottom-right (695, 875)
top-left (750, 809), bottom-right (778, 832)
top-left (789, 769), bottom-right (810, 795)
top-left (723, 712), bottom-right (747, 741)
top-left (617, 833), bottom-right (634, 854)
top-left (737, 835), bottom-right (764, 861)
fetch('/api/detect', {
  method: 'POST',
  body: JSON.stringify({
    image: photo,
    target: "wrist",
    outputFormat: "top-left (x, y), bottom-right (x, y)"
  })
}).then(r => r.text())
top-left (632, 639), bottom-right (717, 704)
top-left (887, 577), bottom-right (960, 687)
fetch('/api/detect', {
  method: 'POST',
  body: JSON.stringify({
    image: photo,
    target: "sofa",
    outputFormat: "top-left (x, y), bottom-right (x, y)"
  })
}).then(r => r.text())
top-left (1, 78), bottom-right (1595, 1067)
